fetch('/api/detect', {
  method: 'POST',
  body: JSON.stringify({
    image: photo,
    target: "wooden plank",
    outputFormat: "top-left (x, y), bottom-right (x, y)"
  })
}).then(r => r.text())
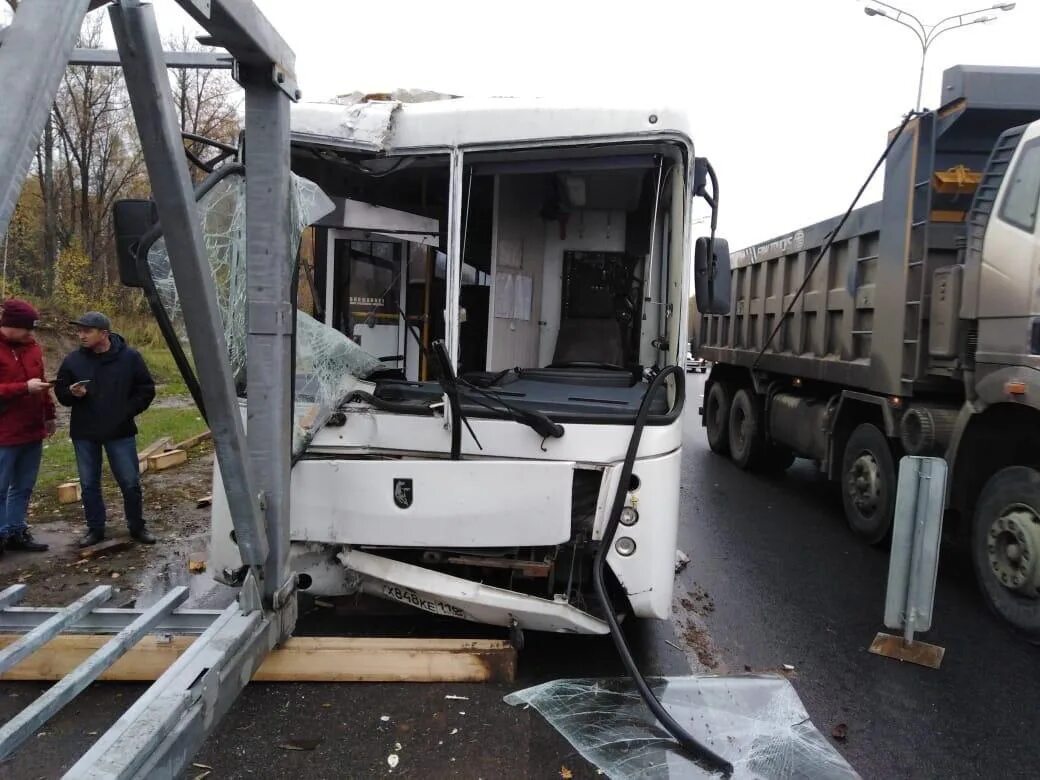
top-left (57, 481), bottom-right (81, 505)
top-left (148, 449), bottom-right (187, 471)
top-left (79, 538), bottom-right (134, 559)
top-left (0, 635), bottom-right (516, 683)
top-left (137, 436), bottom-right (172, 473)
top-left (138, 436), bottom-right (172, 461)
top-left (173, 429), bottom-right (211, 451)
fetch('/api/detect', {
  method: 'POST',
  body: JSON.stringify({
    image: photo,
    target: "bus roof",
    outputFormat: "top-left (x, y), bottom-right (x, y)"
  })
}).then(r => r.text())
top-left (290, 95), bottom-right (693, 154)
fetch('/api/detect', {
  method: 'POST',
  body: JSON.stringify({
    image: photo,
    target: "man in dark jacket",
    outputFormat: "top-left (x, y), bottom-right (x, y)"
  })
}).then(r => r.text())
top-left (55, 312), bottom-right (157, 548)
top-left (0, 299), bottom-right (55, 553)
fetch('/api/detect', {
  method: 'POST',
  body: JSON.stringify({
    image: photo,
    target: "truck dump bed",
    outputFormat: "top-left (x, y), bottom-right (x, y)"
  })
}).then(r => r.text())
top-left (698, 66), bottom-right (1040, 397)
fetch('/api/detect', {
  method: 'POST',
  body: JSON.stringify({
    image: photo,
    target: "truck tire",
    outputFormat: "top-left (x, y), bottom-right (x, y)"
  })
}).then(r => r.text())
top-left (705, 382), bottom-right (732, 456)
top-left (841, 423), bottom-right (896, 545)
top-left (728, 388), bottom-right (763, 470)
top-left (972, 466), bottom-right (1040, 642)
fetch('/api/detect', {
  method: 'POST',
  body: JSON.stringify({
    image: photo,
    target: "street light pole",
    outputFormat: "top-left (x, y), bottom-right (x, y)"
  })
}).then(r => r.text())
top-left (863, 2), bottom-right (1016, 111)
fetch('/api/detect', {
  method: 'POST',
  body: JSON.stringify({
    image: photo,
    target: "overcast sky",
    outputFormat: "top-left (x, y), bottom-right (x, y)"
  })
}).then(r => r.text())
top-left (7, 0), bottom-right (1039, 249)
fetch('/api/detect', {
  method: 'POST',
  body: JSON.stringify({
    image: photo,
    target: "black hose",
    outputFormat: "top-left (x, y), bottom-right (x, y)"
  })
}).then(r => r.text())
top-left (592, 364), bottom-right (733, 775)
top-left (753, 109), bottom-right (918, 368)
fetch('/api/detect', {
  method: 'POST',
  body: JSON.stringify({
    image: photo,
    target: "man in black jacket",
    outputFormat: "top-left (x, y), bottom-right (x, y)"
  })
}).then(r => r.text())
top-left (55, 312), bottom-right (157, 548)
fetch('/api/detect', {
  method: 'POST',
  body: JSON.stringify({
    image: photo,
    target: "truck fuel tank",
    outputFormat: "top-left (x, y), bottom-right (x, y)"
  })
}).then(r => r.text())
top-left (769, 392), bottom-right (835, 462)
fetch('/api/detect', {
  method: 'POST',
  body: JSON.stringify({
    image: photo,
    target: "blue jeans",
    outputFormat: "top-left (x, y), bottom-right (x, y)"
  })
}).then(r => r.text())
top-left (0, 441), bottom-right (42, 539)
top-left (73, 437), bottom-right (144, 534)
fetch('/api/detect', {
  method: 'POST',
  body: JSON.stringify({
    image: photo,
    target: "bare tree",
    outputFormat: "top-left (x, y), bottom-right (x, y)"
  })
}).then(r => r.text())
top-left (167, 30), bottom-right (242, 179)
top-left (52, 15), bottom-right (143, 282)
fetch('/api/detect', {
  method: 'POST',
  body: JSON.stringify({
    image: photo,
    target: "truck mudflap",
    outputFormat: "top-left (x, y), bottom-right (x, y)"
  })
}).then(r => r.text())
top-left (338, 548), bottom-right (609, 635)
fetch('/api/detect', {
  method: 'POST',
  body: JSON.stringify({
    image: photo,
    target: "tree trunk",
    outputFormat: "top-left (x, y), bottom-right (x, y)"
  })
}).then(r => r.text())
top-left (42, 117), bottom-right (57, 296)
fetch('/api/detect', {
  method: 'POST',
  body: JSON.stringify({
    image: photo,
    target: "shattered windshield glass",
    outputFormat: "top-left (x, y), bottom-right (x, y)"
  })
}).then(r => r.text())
top-left (505, 676), bottom-right (858, 779)
top-left (146, 168), bottom-right (384, 455)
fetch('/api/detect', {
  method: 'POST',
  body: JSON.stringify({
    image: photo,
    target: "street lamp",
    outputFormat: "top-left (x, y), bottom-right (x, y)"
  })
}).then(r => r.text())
top-left (862, 2), bottom-right (1016, 111)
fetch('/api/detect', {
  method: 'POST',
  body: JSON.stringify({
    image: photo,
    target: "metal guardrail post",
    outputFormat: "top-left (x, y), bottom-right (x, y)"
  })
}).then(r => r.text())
top-left (870, 455), bottom-right (949, 668)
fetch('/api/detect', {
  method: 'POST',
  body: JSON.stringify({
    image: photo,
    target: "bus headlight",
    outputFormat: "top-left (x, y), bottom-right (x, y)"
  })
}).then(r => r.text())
top-left (615, 537), bottom-right (637, 556)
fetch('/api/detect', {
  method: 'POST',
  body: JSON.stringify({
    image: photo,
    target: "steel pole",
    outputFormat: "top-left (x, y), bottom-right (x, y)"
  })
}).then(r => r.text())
top-left (0, 0), bottom-right (90, 239)
top-left (240, 65), bottom-right (295, 610)
top-left (915, 44), bottom-right (928, 112)
top-left (111, 0), bottom-right (270, 572)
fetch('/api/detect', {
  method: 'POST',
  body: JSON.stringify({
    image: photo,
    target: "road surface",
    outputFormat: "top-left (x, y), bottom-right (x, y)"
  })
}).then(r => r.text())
top-left (2, 373), bottom-right (1036, 777)
top-left (676, 373), bottom-right (1039, 778)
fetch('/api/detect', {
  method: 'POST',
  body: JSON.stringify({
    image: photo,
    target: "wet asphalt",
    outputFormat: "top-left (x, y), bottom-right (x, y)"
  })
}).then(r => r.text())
top-left (676, 373), bottom-right (1040, 779)
top-left (2, 372), bottom-right (1037, 778)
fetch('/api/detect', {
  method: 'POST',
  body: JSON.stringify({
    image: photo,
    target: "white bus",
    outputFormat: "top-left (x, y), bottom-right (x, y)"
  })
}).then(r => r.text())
top-left (202, 94), bottom-right (712, 635)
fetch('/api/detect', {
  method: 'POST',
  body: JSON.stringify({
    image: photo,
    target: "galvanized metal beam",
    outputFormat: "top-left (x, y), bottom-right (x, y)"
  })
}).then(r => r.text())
top-left (63, 598), bottom-right (276, 779)
top-left (0, 606), bottom-right (222, 636)
top-left (110, 0), bottom-right (270, 572)
top-left (174, 0), bottom-right (298, 98)
top-left (0, 586), bottom-right (112, 674)
top-left (240, 64), bottom-right (295, 609)
top-left (0, 585), bottom-right (28, 609)
top-left (0, 0), bottom-right (91, 240)
top-left (67, 48), bottom-right (233, 69)
top-left (0, 587), bottom-right (189, 761)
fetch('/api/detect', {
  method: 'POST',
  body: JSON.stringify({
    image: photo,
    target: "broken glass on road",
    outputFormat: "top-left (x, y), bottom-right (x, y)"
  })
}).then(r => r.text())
top-left (506, 675), bottom-right (858, 779)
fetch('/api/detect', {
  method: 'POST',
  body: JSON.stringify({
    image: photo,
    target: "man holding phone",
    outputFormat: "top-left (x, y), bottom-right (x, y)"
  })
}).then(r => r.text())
top-left (0, 299), bottom-right (55, 554)
top-left (56, 312), bottom-right (156, 548)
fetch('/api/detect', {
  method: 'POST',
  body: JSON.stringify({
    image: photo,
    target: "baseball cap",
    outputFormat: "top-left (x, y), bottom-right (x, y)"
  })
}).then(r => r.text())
top-left (68, 311), bottom-right (112, 331)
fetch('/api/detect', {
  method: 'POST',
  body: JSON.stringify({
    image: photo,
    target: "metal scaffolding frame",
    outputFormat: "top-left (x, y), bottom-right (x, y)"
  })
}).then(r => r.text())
top-left (0, 0), bottom-right (299, 775)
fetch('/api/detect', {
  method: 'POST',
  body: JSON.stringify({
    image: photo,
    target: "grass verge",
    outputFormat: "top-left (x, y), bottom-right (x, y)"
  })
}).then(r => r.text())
top-left (38, 404), bottom-right (207, 496)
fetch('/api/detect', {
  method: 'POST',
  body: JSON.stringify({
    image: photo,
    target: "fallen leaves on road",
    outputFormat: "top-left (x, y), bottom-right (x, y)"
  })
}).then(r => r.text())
top-left (560, 766), bottom-right (574, 779)
top-left (188, 559), bottom-right (206, 574)
top-left (831, 723), bottom-right (848, 742)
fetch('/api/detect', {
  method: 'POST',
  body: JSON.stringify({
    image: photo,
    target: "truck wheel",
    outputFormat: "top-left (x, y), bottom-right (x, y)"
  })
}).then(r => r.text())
top-left (705, 382), bottom-right (732, 455)
top-left (728, 388), bottom-right (763, 470)
top-left (972, 466), bottom-right (1040, 642)
top-left (841, 423), bottom-right (896, 545)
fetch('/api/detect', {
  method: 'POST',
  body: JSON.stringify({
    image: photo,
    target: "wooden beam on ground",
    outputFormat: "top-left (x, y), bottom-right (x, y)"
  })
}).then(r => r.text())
top-left (148, 449), bottom-right (187, 471)
top-left (0, 635), bottom-right (516, 683)
top-left (173, 429), bottom-right (211, 451)
top-left (137, 436), bottom-right (172, 474)
top-left (57, 481), bottom-right (81, 505)
top-left (79, 538), bottom-right (134, 559)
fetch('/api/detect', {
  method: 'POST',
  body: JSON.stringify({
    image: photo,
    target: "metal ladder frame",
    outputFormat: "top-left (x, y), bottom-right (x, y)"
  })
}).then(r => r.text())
top-left (0, 0), bottom-right (299, 775)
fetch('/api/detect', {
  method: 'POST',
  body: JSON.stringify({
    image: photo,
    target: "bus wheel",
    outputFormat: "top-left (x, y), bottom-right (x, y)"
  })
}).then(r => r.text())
top-left (705, 382), bottom-right (732, 456)
top-left (972, 466), bottom-right (1040, 643)
top-left (841, 423), bottom-right (896, 545)
top-left (728, 388), bottom-right (764, 470)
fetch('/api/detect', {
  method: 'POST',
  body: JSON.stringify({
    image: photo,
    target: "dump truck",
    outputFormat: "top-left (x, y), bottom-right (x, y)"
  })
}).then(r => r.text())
top-left (694, 65), bottom-right (1040, 640)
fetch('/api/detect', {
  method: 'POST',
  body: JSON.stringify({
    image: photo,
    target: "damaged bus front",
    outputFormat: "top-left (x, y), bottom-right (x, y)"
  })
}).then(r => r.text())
top-left (122, 95), bottom-right (711, 635)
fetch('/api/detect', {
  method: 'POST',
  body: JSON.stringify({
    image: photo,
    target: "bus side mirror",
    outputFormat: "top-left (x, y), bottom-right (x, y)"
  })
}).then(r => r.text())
top-left (694, 236), bottom-right (731, 315)
top-left (112, 199), bottom-right (158, 289)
